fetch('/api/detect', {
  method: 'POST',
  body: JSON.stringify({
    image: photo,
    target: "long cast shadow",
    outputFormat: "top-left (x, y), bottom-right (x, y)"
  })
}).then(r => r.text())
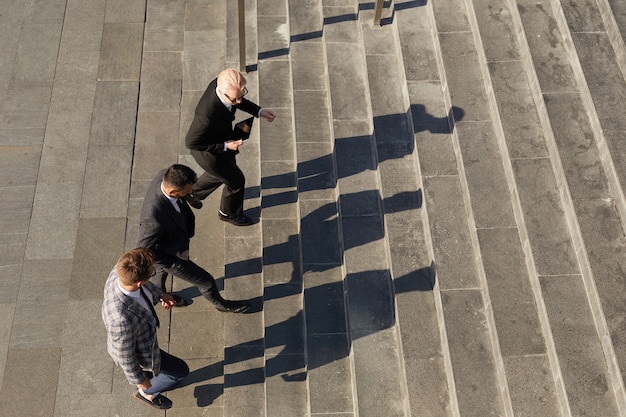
top-left (185, 104), bottom-right (459, 401)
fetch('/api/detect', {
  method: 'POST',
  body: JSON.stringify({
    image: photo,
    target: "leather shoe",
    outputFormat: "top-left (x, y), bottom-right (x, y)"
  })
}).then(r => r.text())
top-left (185, 193), bottom-right (203, 209)
top-left (216, 301), bottom-right (250, 313)
top-left (171, 294), bottom-right (190, 307)
top-left (218, 211), bottom-right (254, 226)
top-left (133, 390), bottom-right (172, 410)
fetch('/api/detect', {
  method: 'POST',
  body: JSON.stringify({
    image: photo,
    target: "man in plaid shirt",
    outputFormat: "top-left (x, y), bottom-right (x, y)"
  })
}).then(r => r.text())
top-left (102, 248), bottom-right (189, 410)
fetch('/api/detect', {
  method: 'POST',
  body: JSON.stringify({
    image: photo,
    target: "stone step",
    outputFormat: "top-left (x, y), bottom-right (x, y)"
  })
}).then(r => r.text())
top-left (359, 4), bottom-right (446, 417)
top-left (512, 0), bottom-right (626, 415)
top-left (323, 1), bottom-right (412, 416)
top-left (555, 0), bottom-right (626, 412)
top-left (288, 1), bottom-right (359, 416)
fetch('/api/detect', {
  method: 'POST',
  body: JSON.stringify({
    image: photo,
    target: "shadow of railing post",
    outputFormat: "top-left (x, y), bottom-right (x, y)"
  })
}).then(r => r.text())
top-left (238, 0), bottom-right (246, 72)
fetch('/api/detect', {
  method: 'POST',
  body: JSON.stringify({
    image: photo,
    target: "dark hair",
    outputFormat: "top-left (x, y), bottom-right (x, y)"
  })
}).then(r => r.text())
top-left (163, 164), bottom-right (198, 189)
top-left (116, 248), bottom-right (155, 286)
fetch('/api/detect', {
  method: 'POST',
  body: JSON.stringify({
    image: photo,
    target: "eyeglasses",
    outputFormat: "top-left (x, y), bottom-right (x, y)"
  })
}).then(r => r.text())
top-left (223, 87), bottom-right (248, 104)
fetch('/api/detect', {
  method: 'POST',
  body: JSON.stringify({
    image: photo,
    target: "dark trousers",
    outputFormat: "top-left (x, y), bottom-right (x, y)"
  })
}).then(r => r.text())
top-left (190, 149), bottom-right (245, 217)
top-left (153, 257), bottom-right (228, 308)
top-left (143, 350), bottom-right (189, 396)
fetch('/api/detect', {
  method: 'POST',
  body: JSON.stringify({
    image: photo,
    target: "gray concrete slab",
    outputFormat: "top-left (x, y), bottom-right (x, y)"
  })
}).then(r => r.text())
top-left (132, 111), bottom-right (181, 180)
top-left (0, 347), bottom-right (61, 417)
top-left (575, 197), bottom-right (626, 394)
top-left (37, 112), bottom-right (91, 183)
top-left (438, 32), bottom-right (491, 122)
top-left (98, 23), bottom-right (144, 80)
top-left (307, 333), bottom-right (354, 413)
top-left (442, 289), bottom-right (505, 417)
top-left (472, 0), bottom-right (521, 62)
top-left (351, 329), bottom-right (406, 417)
top-left (323, 6), bottom-right (360, 44)
top-left (544, 92), bottom-right (611, 198)
top-left (6, 0), bottom-right (626, 414)
top-left (541, 275), bottom-right (620, 416)
top-left (0, 81), bottom-right (52, 130)
top-left (293, 90), bottom-right (332, 143)
top-left (512, 158), bottom-right (580, 275)
top-left (90, 81), bottom-right (139, 146)
top-left (433, 1), bottom-right (471, 33)
top-left (457, 121), bottom-right (516, 228)
top-left (504, 355), bottom-right (561, 417)
top-left (139, 51), bottom-right (183, 112)
top-left (325, 43), bottom-right (370, 121)
top-left (12, 22), bottom-right (62, 83)
top-left (144, 0), bottom-right (185, 52)
top-left (423, 176), bottom-right (480, 289)
top-left (488, 61), bottom-right (548, 159)
top-left (183, 31), bottom-right (225, 91)
top-left (477, 227), bottom-right (546, 356)
top-left (104, 0), bottom-right (146, 23)
top-left (291, 41), bottom-right (327, 90)
top-left (25, 182), bottom-right (83, 259)
top-left (80, 145), bottom-right (133, 218)
top-left (517, 1), bottom-right (577, 93)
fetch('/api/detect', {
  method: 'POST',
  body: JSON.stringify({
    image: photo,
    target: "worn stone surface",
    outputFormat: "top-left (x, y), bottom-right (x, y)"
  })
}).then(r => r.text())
top-left (6, 0), bottom-right (626, 415)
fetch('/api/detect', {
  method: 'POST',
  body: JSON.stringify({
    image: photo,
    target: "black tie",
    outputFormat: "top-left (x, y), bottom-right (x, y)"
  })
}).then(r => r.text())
top-left (177, 199), bottom-right (194, 235)
top-left (139, 287), bottom-right (160, 328)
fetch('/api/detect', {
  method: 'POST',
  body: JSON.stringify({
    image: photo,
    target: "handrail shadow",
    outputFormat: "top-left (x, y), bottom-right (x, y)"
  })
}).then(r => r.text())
top-left (250, 0), bottom-right (426, 67)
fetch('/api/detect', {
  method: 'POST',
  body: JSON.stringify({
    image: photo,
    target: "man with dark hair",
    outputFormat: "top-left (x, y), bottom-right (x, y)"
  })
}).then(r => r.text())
top-left (138, 164), bottom-right (250, 312)
top-left (184, 68), bottom-right (276, 225)
top-left (102, 248), bottom-right (189, 410)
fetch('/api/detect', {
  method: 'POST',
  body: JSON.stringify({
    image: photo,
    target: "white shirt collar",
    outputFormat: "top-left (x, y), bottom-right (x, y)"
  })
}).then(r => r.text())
top-left (216, 86), bottom-right (232, 110)
top-left (160, 182), bottom-right (182, 213)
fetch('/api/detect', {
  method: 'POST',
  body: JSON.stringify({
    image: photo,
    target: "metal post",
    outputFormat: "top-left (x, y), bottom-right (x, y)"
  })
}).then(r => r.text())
top-left (238, 0), bottom-right (246, 72)
top-left (373, 0), bottom-right (384, 26)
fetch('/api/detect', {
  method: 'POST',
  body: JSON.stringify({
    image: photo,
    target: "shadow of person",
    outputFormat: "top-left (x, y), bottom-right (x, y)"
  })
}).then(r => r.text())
top-left (411, 104), bottom-right (465, 134)
top-left (394, 261), bottom-right (436, 292)
top-left (193, 384), bottom-right (223, 407)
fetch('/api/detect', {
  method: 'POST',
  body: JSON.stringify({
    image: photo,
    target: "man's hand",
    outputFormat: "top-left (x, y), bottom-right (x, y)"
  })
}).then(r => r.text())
top-left (260, 109), bottom-right (276, 122)
top-left (160, 293), bottom-right (175, 310)
top-left (225, 139), bottom-right (244, 151)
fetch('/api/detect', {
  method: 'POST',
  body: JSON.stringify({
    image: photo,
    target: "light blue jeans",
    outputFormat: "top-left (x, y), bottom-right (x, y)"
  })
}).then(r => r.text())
top-left (143, 350), bottom-right (189, 396)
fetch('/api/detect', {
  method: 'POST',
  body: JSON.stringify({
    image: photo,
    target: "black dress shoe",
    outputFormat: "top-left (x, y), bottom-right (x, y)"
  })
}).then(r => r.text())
top-left (133, 390), bottom-right (173, 410)
top-left (185, 193), bottom-right (203, 209)
top-left (171, 294), bottom-right (190, 307)
top-left (216, 301), bottom-right (250, 313)
top-left (218, 211), bottom-right (254, 226)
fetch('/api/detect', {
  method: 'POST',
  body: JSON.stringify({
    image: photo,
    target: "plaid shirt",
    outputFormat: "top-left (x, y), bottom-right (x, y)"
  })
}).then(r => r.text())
top-left (102, 268), bottom-right (162, 385)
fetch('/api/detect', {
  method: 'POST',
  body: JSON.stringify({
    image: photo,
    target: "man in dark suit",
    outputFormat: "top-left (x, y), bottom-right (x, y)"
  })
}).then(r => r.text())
top-left (185, 68), bottom-right (276, 226)
top-left (137, 164), bottom-right (250, 313)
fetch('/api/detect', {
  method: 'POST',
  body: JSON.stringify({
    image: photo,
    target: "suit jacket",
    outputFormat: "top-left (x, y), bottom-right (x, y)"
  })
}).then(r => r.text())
top-left (185, 78), bottom-right (262, 155)
top-left (102, 269), bottom-right (162, 385)
top-left (137, 170), bottom-right (195, 265)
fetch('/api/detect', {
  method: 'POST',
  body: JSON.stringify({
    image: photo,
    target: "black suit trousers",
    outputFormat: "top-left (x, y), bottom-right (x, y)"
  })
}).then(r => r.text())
top-left (190, 149), bottom-right (245, 217)
top-left (153, 258), bottom-right (228, 308)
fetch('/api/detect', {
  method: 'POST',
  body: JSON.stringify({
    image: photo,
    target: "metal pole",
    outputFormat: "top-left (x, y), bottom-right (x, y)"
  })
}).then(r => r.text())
top-left (238, 0), bottom-right (246, 72)
top-left (373, 0), bottom-right (384, 26)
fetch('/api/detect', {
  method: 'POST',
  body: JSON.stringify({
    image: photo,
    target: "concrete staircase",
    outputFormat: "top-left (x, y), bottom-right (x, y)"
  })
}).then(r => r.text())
top-left (129, 0), bottom-right (626, 415)
top-left (3, 0), bottom-right (626, 416)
